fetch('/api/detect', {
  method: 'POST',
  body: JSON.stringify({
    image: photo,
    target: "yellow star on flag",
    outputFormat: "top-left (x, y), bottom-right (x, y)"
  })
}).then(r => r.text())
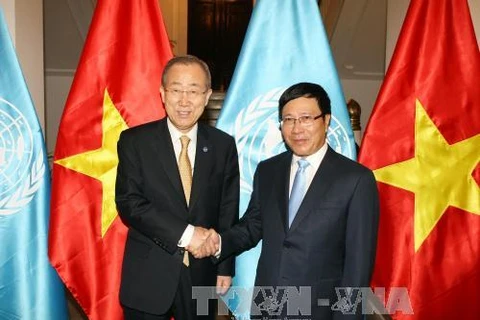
top-left (55, 89), bottom-right (128, 237)
top-left (374, 99), bottom-right (480, 252)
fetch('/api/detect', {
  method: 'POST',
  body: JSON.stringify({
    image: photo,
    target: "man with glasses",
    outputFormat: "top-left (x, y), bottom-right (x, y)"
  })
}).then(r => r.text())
top-left (194, 82), bottom-right (379, 319)
top-left (115, 55), bottom-right (239, 319)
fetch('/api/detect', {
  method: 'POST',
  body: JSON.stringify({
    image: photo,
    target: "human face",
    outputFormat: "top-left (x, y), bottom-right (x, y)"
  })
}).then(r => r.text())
top-left (280, 97), bottom-right (331, 157)
top-left (160, 63), bottom-right (212, 133)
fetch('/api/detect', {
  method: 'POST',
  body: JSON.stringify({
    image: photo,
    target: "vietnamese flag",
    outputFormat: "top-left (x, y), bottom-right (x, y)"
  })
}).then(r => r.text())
top-left (359, 0), bottom-right (480, 319)
top-left (48, 0), bottom-right (173, 319)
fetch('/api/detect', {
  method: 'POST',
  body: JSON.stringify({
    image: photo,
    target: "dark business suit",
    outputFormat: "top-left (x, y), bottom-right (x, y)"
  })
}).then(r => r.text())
top-left (220, 147), bottom-right (379, 319)
top-left (115, 118), bottom-right (239, 317)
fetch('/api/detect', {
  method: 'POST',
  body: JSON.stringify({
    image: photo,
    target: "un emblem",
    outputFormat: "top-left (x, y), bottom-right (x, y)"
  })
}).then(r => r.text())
top-left (231, 88), bottom-right (354, 194)
top-left (0, 98), bottom-right (44, 215)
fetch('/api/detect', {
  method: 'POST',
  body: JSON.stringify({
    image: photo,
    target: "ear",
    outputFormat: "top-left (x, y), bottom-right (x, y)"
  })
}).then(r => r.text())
top-left (159, 86), bottom-right (166, 103)
top-left (204, 88), bottom-right (213, 106)
top-left (324, 114), bottom-right (331, 129)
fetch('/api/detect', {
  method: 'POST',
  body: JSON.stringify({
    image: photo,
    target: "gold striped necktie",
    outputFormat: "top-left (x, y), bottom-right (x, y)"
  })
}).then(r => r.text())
top-left (179, 135), bottom-right (192, 266)
top-left (179, 135), bottom-right (192, 205)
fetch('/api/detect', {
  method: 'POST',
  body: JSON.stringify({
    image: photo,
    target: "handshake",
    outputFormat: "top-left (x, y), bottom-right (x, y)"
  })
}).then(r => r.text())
top-left (186, 226), bottom-right (221, 259)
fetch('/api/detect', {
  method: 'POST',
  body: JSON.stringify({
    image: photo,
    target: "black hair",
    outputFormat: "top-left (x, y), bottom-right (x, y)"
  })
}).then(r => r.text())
top-left (278, 82), bottom-right (331, 120)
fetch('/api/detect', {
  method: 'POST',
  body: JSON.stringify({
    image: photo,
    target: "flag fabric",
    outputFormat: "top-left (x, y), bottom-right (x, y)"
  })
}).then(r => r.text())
top-left (215, 0), bottom-right (355, 317)
top-left (359, 0), bottom-right (480, 319)
top-left (0, 8), bottom-right (68, 320)
top-left (48, 0), bottom-right (173, 319)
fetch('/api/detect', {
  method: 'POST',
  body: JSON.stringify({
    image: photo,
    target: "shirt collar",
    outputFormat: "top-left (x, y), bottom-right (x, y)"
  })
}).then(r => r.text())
top-left (167, 118), bottom-right (198, 143)
top-left (291, 142), bottom-right (328, 170)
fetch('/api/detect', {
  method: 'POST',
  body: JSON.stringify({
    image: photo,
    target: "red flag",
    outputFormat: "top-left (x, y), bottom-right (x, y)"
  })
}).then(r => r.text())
top-left (48, 0), bottom-right (173, 319)
top-left (359, 0), bottom-right (480, 319)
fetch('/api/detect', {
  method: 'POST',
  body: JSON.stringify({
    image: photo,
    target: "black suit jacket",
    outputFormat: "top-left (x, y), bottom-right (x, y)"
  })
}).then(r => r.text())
top-left (221, 147), bottom-right (379, 319)
top-left (115, 118), bottom-right (239, 314)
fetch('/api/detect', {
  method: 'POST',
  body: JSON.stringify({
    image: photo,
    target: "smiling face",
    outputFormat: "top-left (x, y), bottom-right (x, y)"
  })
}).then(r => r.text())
top-left (160, 63), bottom-right (212, 133)
top-left (280, 97), bottom-right (331, 157)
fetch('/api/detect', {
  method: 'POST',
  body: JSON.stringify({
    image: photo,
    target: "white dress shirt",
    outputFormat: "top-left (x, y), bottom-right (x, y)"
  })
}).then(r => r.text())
top-left (289, 142), bottom-right (328, 196)
top-left (167, 119), bottom-right (197, 247)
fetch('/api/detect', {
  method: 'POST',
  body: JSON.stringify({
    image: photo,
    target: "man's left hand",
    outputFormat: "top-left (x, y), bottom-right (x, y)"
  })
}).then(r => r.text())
top-left (216, 276), bottom-right (232, 295)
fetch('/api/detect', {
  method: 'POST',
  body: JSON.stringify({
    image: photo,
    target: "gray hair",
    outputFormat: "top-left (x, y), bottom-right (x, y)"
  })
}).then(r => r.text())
top-left (161, 55), bottom-right (211, 89)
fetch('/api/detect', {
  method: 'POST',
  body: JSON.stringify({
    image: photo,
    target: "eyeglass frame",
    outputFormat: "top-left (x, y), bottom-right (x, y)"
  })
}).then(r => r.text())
top-left (164, 88), bottom-right (209, 99)
top-left (280, 114), bottom-right (325, 127)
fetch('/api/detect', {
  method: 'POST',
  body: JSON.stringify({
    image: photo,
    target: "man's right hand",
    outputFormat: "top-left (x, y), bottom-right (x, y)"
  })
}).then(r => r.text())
top-left (188, 226), bottom-right (210, 248)
top-left (187, 228), bottom-right (220, 258)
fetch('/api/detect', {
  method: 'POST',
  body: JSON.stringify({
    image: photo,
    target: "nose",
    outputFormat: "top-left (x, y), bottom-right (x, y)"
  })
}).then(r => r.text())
top-left (291, 120), bottom-right (303, 133)
top-left (178, 92), bottom-right (190, 104)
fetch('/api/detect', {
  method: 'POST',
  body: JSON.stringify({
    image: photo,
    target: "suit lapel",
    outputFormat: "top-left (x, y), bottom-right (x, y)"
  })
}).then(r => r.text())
top-left (288, 147), bottom-right (336, 232)
top-left (279, 153), bottom-right (293, 234)
top-left (189, 125), bottom-right (213, 211)
top-left (151, 120), bottom-right (187, 207)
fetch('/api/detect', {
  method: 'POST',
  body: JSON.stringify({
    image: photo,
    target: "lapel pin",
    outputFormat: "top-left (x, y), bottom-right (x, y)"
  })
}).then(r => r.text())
top-left (203, 146), bottom-right (208, 153)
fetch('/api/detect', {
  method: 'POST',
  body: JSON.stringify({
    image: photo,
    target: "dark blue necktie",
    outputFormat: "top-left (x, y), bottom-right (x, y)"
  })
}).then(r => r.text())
top-left (288, 159), bottom-right (309, 227)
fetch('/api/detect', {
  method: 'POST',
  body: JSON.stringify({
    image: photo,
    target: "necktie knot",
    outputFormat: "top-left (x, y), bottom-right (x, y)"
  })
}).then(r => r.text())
top-left (180, 135), bottom-right (190, 149)
top-left (297, 158), bottom-right (309, 170)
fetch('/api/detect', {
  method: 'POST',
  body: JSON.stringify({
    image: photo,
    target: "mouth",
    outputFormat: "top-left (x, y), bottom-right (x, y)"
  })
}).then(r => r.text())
top-left (177, 110), bottom-right (191, 118)
top-left (291, 137), bottom-right (307, 143)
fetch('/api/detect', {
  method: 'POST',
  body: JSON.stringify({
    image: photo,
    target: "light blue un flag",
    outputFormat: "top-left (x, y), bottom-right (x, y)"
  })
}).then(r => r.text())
top-left (0, 9), bottom-right (67, 320)
top-left (216, 0), bottom-right (355, 317)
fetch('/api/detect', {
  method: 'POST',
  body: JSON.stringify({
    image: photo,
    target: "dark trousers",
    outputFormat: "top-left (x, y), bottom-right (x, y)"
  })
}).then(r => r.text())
top-left (123, 265), bottom-right (215, 320)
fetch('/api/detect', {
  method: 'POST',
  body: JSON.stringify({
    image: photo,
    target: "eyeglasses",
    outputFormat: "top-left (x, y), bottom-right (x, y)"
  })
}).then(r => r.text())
top-left (164, 88), bottom-right (208, 99)
top-left (280, 114), bottom-right (324, 127)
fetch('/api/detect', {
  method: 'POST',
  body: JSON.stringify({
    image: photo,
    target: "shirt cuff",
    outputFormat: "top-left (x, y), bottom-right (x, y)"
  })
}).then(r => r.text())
top-left (215, 234), bottom-right (222, 258)
top-left (178, 224), bottom-right (194, 247)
